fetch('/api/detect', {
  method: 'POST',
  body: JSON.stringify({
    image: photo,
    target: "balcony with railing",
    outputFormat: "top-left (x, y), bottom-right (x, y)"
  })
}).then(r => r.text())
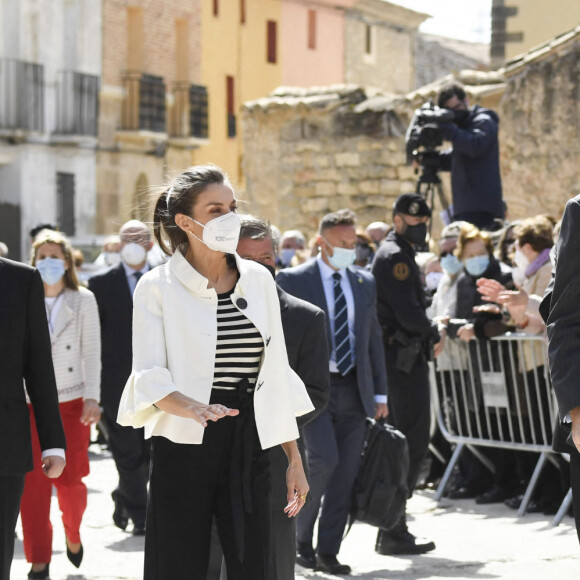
top-left (121, 71), bottom-right (166, 133)
top-left (55, 71), bottom-right (99, 137)
top-left (0, 58), bottom-right (44, 133)
top-left (170, 82), bottom-right (209, 143)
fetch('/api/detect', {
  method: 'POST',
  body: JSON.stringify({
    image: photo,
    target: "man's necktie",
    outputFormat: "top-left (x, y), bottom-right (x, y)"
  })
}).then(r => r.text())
top-left (132, 271), bottom-right (142, 296)
top-left (333, 272), bottom-right (353, 375)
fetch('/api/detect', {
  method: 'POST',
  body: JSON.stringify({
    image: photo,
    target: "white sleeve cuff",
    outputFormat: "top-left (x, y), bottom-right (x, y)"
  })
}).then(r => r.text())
top-left (374, 395), bottom-right (387, 404)
top-left (41, 448), bottom-right (66, 460)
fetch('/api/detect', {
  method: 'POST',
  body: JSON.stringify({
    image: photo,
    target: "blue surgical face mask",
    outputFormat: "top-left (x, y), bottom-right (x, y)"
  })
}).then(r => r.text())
top-left (36, 257), bottom-right (66, 285)
top-left (323, 238), bottom-right (355, 270)
top-left (280, 248), bottom-right (296, 266)
top-left (463, 255), bottom-right (490, 277)
top-left (440, 253), bottom-right (463, 275)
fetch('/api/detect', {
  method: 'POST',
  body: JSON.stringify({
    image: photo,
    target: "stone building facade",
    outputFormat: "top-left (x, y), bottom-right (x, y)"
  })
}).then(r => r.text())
top-left (0, 0), bottom-right (101, 260)
top-left (98, 0), bottom-right (205, 234)
top-left (243, 22), bottom-right (580, 239)
top-left (500, 25), bottom-right (580, 218)
top-left (415, 33), bottom-right (489, 89)
top-left (242, 76), bottom-right (503, 236)
top-left (344, 0), bottom-right (427, 94)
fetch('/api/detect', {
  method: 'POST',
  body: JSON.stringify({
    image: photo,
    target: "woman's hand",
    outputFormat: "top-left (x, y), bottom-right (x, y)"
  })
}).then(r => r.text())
top-left (281, 440), bottom-right (309, 518)
top-left (457, 323), bottom-right (475, 342)
top-left (80, 399), bottom-right (101, 426)
top-left (154, 392), bottom-right (239, 427)
top-left (186, 402), bottom-right (239, 428)
top-left (477, 278), bottom-right (506, 302)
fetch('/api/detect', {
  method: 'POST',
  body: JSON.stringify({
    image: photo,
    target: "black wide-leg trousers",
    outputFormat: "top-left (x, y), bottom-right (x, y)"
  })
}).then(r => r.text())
top-left (144, 391), bottom-right (270, 580)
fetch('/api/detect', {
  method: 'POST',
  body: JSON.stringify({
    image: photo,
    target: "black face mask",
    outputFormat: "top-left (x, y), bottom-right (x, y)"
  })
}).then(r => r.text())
top-left (403, 222), bottom-right (427, 246)
top-left (453, 109), bottom-right (470, 127)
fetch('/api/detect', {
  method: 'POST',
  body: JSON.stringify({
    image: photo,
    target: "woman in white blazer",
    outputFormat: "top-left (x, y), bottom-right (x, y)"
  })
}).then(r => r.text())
top-left (117, 165), bottom-right (313, 580)
top-left (22, 230), bottom-right (101, 580)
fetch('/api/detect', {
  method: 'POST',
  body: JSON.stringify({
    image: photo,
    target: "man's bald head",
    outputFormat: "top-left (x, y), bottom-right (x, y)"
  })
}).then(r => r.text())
top-left (119, 220), bottom-right (152, 246)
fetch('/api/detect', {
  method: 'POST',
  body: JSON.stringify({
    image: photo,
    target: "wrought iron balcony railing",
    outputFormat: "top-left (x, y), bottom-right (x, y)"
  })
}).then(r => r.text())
top-left (171, 82), bottom-right (208, 139)
top-left (0, 58), bottom-right (44, 132)
top-left (55, 70), bottom-right (99, 136)
top-left (121, 71), bottom-right (166, 132)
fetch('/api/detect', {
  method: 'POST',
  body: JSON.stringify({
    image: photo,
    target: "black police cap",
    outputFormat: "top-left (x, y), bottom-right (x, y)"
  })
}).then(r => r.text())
top-left (393, 193), bottom-right (431, 217)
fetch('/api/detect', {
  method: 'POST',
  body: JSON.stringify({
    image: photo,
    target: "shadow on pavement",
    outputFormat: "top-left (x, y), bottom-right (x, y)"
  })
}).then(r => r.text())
top-left (106, 535), bottom-right (146, 553)
top-left (299, 556), bottom-right (497, 579)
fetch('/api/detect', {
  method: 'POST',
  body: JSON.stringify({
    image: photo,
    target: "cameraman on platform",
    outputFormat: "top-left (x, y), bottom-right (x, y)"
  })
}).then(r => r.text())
top-left (436, 82), bottom-right (504, 230)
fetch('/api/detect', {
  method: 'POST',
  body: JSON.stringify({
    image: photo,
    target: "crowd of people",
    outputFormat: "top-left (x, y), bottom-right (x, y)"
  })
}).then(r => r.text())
top-left (0, 81), bottom-right (576, 580)
top-left (1, 171), bottom-right (571, 580)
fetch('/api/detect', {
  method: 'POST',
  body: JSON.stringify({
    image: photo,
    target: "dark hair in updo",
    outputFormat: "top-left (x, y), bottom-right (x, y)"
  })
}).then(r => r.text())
top-left (153, 164), bottom-right (234, 256)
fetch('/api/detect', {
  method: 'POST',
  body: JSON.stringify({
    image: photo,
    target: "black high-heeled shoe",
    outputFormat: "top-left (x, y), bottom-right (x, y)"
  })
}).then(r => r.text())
top-left (28, 564), bottom-right (49, 579)
top-left (67, 542), bottom-right (84, 568)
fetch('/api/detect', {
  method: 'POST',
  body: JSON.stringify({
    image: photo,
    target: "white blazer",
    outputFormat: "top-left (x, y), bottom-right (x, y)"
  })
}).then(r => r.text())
top-left (31, 287), bottom-right (101, 403)
top-left (117, 249), bottom-right (314, 449)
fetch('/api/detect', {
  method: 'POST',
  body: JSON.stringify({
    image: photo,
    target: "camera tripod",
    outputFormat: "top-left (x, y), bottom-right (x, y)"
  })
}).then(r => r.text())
top-left (413, 152), bottom-right (452, 237)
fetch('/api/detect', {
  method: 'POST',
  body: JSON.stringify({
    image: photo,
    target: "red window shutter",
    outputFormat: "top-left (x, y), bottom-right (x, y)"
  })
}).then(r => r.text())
top-left (308, 10), bottom-right (316, 50)
top-left (240, 0), bottom-right (246, 24)
top-left (267, 20), bottom-right (277, 64)
top-left (226, 76), bottom-right (234, 115)
top-left (213, 0), bottom-right (218, 16)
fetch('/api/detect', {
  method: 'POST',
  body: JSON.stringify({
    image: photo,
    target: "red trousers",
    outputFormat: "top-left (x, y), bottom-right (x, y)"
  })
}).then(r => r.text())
top-left (20, 399), bottom-right (90, 563)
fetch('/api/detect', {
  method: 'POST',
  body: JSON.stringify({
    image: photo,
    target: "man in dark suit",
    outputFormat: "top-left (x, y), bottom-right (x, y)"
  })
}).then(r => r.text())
top-left (88, 220), bottom-right (153, 535)
top-left (236, 216), bottom-right (330, 580)
top-left (277, 209), bottom-right (388, 576)
top-left (208, 216), bottom-right (330, 580)
top-left (541, 194), bottom-right (580, 543)
top-left (0, 258), bottom-right (66, 580)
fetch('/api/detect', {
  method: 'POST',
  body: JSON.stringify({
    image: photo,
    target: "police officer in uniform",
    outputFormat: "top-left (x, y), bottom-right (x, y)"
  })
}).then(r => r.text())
top-left (371, 193), bottom-right (443, 555)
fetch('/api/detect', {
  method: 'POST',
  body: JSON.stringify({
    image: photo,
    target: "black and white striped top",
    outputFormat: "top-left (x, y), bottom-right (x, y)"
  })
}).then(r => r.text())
top-left (212, 289), bottom-right (264, 391)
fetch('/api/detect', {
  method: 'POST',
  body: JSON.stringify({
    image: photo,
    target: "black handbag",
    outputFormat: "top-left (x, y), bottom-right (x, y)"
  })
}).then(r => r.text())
top-left (347, 419), bottom-right (409, 533)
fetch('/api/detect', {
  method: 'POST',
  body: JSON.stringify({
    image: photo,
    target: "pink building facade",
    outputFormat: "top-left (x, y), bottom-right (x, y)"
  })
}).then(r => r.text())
top-left (281, 0), bottom-right (356, 88)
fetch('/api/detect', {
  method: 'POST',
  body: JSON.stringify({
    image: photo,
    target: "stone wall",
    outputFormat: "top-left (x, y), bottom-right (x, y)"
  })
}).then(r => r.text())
top-left (500, 35), bottom-right (580, 218)
top-left (243, 26), bottom-right (580, 238)
top-left (344, 16), bottom-right (416, 94)
top-left (415, 34), bottom-right (489, 89)
top-left (241, 79), bottom-right (510, 236)
top-left (242, 87), bottom-right (449, 235)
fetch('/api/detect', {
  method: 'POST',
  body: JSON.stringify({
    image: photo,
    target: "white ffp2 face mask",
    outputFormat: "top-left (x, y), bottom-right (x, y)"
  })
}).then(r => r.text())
top-left (189, 211), bottom-right (241, 254)
top-left (121, 243), bottom-right (147, 266)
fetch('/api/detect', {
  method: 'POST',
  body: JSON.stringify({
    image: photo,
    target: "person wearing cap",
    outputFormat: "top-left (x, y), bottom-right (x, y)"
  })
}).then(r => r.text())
top-left (371, 193), bottom-right (442, 556)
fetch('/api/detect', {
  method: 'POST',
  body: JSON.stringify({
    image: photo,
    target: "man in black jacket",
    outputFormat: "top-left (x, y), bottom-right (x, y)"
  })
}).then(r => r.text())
top-left (237, 216), bottom-right (330, 580)
top-left (0, 258), bottom-right (66, 580)
top-left (371, 194), bottom-right (442, 556)
top-left (541, 194), bottom-right (580, 543)
top-left (88, 220), bottom-right (153, 535)
top-left (437, 82), bottom-right (504, 230)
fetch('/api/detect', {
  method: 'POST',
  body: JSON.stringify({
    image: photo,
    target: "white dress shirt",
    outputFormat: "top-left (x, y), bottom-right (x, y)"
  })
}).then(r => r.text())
top-left (316, 255), bottom-right (356, 373)
top-left (316, 255), bottom-right (386, 405)
top-left (122, 261), bottom-right (150, 295)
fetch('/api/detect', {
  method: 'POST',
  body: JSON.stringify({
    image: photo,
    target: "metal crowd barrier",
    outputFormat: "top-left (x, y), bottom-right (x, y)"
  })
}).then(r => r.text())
top-left (429, 333), bottom-right (570, 525)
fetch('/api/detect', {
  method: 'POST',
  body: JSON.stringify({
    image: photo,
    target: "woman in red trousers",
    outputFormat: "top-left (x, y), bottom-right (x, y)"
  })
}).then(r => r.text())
top-left (21, 230), bottom-right (101, 580)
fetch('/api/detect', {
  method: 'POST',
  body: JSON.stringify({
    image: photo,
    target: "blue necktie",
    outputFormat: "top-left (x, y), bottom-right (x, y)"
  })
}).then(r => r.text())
top-left (132, 271), bottom-right (142, 296)
top-left (333, 272), bottom-right (353, 375)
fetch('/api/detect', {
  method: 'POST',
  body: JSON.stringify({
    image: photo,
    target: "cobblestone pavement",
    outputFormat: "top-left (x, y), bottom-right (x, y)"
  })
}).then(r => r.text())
top-left (10, 445), bottom-right (580, 579)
